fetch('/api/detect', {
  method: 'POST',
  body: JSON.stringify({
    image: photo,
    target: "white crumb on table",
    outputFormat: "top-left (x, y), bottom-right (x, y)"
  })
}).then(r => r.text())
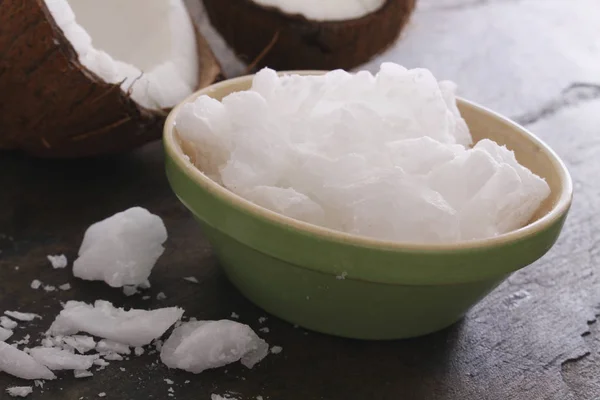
top-left (211, 395), bottom-right (237, 400)
top-left (270, 346), bottom-right (283, 354)
top-left (48, 300), bottom-right (183, 346)
top-left (157, 292), bottom-right (167, 300)
top-left (94, 358), bottom-right (110, 370)
top-left (1, 316), bottom-right (18, 329)
top-left (160, 320), bottom-right (269, 373)
top-left (43, 285), bottom-right (56, 292)
top-left (164, 378), bottom-right (174, 385)
top-left (138, 280), bottom-right (151, 289)
top-left (6, 386), bottom-right (33, 397)
top-left (230, 312), bottom-right (239, 319)
top-left (73, 207), bottom-right (167, 288)
top-left (12, 334), bottom-right (31, 346)
top-left (258, 317), bottom-right (267, 324)
top-left (62, 335), bottom-right (96, 354)
top-left (258, 327), bottom-right (269, 334)
top-left (47, 254), bottom-right (68, 269)
top-left (183, 276), bottom-right (199, 283)
top-left (122, 286), bottom-right (138, 297)
top-left (28, 347), bottom-right (97, 370)
top-left (98, 393), bottom-right (106, 398)
top-left (4, 311), bottom-right (41, 321)
top-left (74, 369), bottom-right (94, 378)
top-left (335, 271), bottom-right (348, 280)
top-left (96, 339), bottom-right (130, 354)
top-left (134, 346), bottom-right (144, 356)
top-left (30, 280), bottom-right (42, 290)
top-left (102, 352), bottom-right (123, 361)
top-left (0, 341), bottom-right (56, 380)
top-left (58, 283), bottom-right (72, 291)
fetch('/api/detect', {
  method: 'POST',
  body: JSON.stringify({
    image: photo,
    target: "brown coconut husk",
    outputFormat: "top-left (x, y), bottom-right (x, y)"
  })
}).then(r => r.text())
top-left (0, 0), bottom-right (221, 158)
top-left (202, 0), bottom-right (417, 72)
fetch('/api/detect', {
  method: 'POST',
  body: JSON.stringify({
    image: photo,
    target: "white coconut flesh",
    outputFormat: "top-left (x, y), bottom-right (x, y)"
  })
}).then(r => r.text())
top-left (45, 0), bottom-right (199, 109)
top-left (250, 0), bottom-right (386, 21)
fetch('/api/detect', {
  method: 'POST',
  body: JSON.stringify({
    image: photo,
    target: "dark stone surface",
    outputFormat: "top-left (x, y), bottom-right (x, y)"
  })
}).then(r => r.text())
top-left (1, 111), bottom-right (599, 399)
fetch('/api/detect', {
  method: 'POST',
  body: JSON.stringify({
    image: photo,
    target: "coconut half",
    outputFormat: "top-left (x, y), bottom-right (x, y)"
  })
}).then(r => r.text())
top-left (202, 0), bottom-right (416, 71)
top-left (0, 0), bottom-right (221, 157)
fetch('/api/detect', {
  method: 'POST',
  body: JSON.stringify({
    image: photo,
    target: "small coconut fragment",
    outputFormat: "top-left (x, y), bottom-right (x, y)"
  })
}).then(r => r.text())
top-left (0, 316), bottom-right (18, 329)
top-left (0, 0), bottom-right (221, 158)
top-left (59, 283), bottom-right (72, 291)
top-left (13, 334), bottom-right (31, 347)
top-left (47, 254), bottom-right (68, 269)
top-left (160, 320), bottom-right (269, 374)
top-left (0, 342), bottom-right (56, 380)
top-left (62, 335), bottom-right (96, 354)
top-left (211, 395), bottom-right (237, 400)
top-left (123, 286), bottom-right (139, 297)
top-left (4, 311), bottom-right (40, 322)
top-left (102, 352), bottom-right (123, 361)
top-left (202, 0), bottom-right (416, 70)
top-left (41, 337), bottom-right (60, 348)
top-left (6, 386), bottom-right (33, 398)
top-left (94, 359), bottom-right (110, 370)
top-left (73, 207), bottom-right (167, 287)
top-left (74, 369), bottom-right (94, 378)
top-left (48, 300), bottom-right (184, 347)
top-left (28, 347), bottom-right (98, 371)
top-left (0, 327), bottom-right (13, 341)
top-left (96, 340), bottom-right (131, 355)
top-left (30, 280), bottom-right (42, 290)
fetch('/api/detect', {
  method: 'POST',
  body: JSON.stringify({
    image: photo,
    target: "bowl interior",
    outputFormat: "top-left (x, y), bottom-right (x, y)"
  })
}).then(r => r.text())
top-left (171, 73), bottom-right (569, 238)
top-left (459, 105), bottom-right (562, 222)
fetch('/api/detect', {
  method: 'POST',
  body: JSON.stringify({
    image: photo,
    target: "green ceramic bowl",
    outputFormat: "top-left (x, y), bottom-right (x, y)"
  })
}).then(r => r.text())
top-left (164, 73), bottom-right (573, 340)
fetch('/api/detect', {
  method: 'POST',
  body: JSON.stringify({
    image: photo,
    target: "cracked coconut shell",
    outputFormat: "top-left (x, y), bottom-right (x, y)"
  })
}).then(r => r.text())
top-left (0, 0), bottom-right (221, 158)
top-left (202, 0), bottom-right (416, 71)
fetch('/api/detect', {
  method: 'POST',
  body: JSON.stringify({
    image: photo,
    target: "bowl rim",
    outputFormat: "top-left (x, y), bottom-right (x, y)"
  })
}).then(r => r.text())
top-left (164, 72), bottom-right (573, 253)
